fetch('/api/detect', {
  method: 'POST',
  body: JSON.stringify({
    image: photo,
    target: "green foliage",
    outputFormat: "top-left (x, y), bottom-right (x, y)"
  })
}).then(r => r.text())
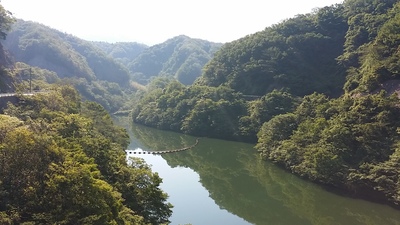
top-left (240, 90), bottom-right (299, 142)
top-left (130, 0), bottom-right (400, 207)
top-left (3, 20), bottom-right (133, 112)
top-left (0, 3), bottom-right (15, 40)
top-left (92, 41), bottom-right (148, 68)
top-left (0, 85), bottom-right (172, 224)
top-left (129, 35), bottom-right (222, 85)
top-left (133, 83), bottom-right (298, 143)
top-left (5, 20), bottom-right (130, 85)
top-left (69, 78), bottom-right (129, 112)
top-left (124, 158), bottom-right (173, 224)
top-left (5, 20), bottom-right (95, 81)
top-left (256, 113), bottom-right (298, 160)
top-left (196, 4), bottom-right (348, 97)
top-left (132, 78), bottom-right (247, 140)
top-left (359, 142), bottom-right (400, 205)
top-left (11, 62), bottom-right (60, 90)
top-left (0, 114), bottom-right (22, 140)
top-left (340, 0), bottom-right (400, 93)
top-left (256, 91), bottom-right (400, 203)
top-left (132, 122), bottom-right (400, 225)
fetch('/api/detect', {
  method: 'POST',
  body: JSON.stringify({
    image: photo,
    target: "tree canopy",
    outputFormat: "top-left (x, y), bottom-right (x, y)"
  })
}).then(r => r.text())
top-left (131, 0), bottom-right (400, 207)
top-left (195, 4), bottom-right (348, 97)
top-left (0, 3), bottom-right (14, 40)
top-left (0, 86), bottom-right (172, 224)
top-left (129, 35), bottom-right (222, 85)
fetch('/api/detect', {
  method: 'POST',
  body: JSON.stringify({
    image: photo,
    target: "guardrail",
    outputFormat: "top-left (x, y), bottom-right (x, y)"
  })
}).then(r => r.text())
top-left (0, 91), bottom-right (48, 98)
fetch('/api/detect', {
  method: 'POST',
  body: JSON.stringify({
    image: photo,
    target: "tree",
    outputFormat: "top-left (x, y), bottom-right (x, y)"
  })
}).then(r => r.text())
top-left (1, 86), bottom-right (173, 224)
top-left (0, 4), bottom-right (14, 40)
top-left (237, 90), bottom-right (298, 142)
top-left (256, 113), bottom-right (298, 161)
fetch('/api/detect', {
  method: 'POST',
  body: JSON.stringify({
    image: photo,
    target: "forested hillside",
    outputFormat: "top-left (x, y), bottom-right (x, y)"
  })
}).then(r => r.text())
top-left (93, 41), bottom-right (148, 68)
top-left (2, 20), bottom-right (136, 112)
top-left (0, 5), bottom-right (16, 93)
top-left (0, 44), bottom-right (15, 92)
top-left (4, 20), bottom-right (130, 85)
top-left (2, 20), bottom-right (223, 111)
top-left (132, 0), bottom-right (400, 207)
top-left (2, 0), bottom-right (400, 217)
top-left (196, 4), bottom-right (347, 97)
top-left (0, 86), bottom-right (172, 224)
top-left (129, 35), bottom-right (222, 85)
top-left (0, 5), bottom-right (175, 223)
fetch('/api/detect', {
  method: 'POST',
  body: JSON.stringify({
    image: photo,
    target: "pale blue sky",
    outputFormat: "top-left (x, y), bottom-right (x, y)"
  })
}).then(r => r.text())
top-left (2, 0), bottom-right (344, 45)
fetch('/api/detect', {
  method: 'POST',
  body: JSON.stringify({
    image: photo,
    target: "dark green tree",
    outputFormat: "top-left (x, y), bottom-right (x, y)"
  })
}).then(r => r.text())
top-left (0, 3), bottom-right (14, 40)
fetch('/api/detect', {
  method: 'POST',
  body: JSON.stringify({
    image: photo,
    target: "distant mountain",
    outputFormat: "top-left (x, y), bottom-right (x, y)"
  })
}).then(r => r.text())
top-left (129, 35), bottom-right (223, 85)
top-left (1, 20), bottom-right (224, 110)
top-left (3, 20), bottom-right (130, 86)
top-left (2, 20), bottom-right (136, 112)
top-left (92, 41), bottom-right (148, 68)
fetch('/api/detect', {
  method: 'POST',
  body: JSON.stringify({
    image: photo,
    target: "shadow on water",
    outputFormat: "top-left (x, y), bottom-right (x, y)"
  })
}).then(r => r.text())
top-left (115, 117), bottom-right (400, 225)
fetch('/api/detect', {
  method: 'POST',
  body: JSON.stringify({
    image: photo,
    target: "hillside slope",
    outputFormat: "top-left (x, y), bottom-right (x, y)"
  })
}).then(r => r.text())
top-left (196, 4), bottom-right (348, 97)
top-left (129, 35), bottom-right (222, 85)
top-left (2, 20), bottom-right (137, 112)
top-left (131, 0), bottom-right (400, 207)
top-left (3, 20), bottom-right (130, 85)
top-left (92, 41), bottom-right (148, 68)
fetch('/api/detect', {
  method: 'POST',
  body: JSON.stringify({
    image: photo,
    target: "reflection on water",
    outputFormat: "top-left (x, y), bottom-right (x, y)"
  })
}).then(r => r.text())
top-left (115, 117), bottom-right (400, 225)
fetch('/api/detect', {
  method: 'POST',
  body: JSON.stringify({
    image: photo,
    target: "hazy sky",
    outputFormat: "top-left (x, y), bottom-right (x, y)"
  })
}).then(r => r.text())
top-left (2, 0), bottom-right (344, 46)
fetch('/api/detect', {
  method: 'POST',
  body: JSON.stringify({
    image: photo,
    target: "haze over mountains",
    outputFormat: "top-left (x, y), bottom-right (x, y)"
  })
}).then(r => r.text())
top-left (4, 20), bottom-right (222, 85)
top-left (1, 0), bottom-right (345, 45)
top-left (0, 19), bottom-right (222, 111)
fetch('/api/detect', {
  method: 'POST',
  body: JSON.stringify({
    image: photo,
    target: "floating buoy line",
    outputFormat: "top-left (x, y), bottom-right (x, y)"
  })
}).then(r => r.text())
top-left (125, 138), bottom-right (199, 155)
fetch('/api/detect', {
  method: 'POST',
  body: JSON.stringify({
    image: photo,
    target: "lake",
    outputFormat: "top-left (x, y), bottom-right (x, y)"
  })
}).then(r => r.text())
top-left (115, 117), bottom-right (400, 225)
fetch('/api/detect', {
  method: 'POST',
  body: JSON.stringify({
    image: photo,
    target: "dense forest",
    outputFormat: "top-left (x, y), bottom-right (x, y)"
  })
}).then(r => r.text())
top-left (0, 86), bottom-right (172, 224)
top-left (2, 20), bottom-right (134, 112)
top-left (3, 20), bottom-right (220, 112)
top-left (131, 0), bottom-right (400, 207)
top-left (0, 6), bottom-right (174, 224)
top-left (92, 41), bottom-right (148, 68)
top-left (128, 35), bottom-right (222, 85)
top-left (2, 0), bottom-right (400, 222)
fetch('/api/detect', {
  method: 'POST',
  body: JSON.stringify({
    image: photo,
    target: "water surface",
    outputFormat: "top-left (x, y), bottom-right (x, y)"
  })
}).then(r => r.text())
top-left (116, 117), bottom-right (400, 225)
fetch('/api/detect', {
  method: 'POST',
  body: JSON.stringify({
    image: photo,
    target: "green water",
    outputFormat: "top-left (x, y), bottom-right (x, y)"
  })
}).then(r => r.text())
top-left (116, 117), bottom-right (400, 225)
